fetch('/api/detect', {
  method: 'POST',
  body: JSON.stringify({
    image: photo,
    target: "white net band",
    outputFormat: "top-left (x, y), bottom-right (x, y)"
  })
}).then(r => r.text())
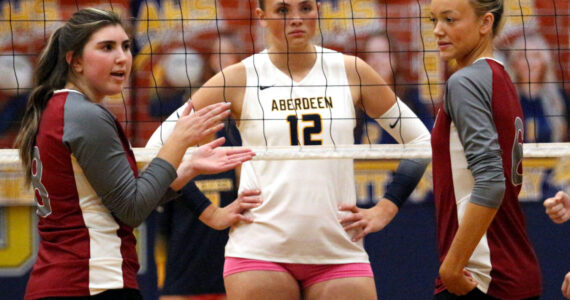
top-left (1, 143), bottom-right (569, 167)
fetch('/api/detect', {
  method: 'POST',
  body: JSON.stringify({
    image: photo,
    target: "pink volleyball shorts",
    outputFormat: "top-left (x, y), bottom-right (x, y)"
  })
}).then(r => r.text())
top-left (223, 257), bottom-right (374, 288)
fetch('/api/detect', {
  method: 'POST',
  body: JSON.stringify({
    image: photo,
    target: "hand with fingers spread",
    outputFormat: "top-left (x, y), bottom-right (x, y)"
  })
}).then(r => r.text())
top-left (169, 137), bottom-right (255, 191)
top-left (171, 101), bottom-right (231, 148)
top-left (544, 191), bottom-right (570, 224)
top-left (338, 198), bottom-right (399, 242)
top-left (190, 137), bottom-right (256, 175)
top-left (157, 101), bottom-right (231, 172)
top-left (199, 189), bottom-right (263, 230)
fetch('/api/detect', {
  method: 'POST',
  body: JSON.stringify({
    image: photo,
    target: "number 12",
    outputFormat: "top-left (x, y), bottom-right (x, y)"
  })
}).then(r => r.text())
top-left (286, 114), bottom-right (323, 145)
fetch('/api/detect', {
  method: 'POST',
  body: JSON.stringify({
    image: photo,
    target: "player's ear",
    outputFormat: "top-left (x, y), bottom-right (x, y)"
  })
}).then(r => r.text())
top-left (256, 8), bottom-right (267, 28)
top-left (65, 51), bottom-right (73, 65)
top-left (66, 51), bottom-right (82, 73)
top-left (479, 12), bottom-right (494, 35)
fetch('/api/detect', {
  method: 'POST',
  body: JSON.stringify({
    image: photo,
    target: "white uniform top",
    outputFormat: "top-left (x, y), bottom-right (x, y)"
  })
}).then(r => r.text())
top-left (225, 46), bottom-right (369, 264)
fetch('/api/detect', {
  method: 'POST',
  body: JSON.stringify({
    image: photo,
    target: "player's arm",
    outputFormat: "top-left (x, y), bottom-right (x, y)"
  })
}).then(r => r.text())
top-left (190, 62), bottom-right (246, 123)
top-left (339, 55), bottom-right (431, 240)
top-left (173, 180), bottom-right (261, 230)
top-left (439, 72), bottom-right (505, 295)
top-left (66, 105), bottom-right (179, 228)
top-left (146, 83), bottom-right (259, 229)
top-left (345, 54), bottom-right (430, 145)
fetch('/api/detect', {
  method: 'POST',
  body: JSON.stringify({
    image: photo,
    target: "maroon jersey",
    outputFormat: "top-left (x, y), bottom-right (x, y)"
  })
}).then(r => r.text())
top-left (431, 59), bottom-right (541, 298)
top-left (25, 90), bottom-right (177, 299)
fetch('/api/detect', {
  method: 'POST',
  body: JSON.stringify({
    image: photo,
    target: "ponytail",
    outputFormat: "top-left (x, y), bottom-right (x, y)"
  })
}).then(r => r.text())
top-left (15, 27), bottom-right (66, 186)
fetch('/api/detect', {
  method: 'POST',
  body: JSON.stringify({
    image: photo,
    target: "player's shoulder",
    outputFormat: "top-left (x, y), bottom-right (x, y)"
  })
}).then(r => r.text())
top-left (216, 61), bottom-right (245, 82)
top-left (447, 60), bottom-right (495, 100)
top-left (448, 59), bottom-right (492, 86)
top-left (61, 90), bottom-right (115, 127)
top-left (342, 52), bottom-right (377, 85)
top-left (209, 62), bottom-right (246, 86)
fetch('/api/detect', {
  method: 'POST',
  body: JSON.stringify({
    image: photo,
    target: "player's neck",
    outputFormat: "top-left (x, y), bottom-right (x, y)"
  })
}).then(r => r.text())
top-left (457, 38), bottom-right (494, 69)
top-left (64, 81), bottom-right (103, 103)
top-left (267, 44), bottom-right (316, 77)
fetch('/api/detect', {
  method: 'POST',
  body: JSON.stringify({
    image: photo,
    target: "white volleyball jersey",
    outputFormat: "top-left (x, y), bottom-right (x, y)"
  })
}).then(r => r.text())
top-left (225, 46), bottom-right (369, 264)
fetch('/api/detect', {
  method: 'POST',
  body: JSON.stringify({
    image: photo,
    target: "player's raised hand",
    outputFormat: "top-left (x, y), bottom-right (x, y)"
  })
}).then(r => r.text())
top-left (338, 198), bottom-right (399, 242)
top-left (190, 137), bottom-right (255, 175)
top-left (171, 101), bottom-right (231, 148)
top-left (199, 189), bottom-right (263, 230)
top-left (169, 137), bottom-right (254, 191)
top-left (544, 191), bottom-right (570, 224)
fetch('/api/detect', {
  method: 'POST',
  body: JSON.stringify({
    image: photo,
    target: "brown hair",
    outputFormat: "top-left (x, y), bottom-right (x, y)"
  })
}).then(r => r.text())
top-left (15, 8), bottom-right (124, 185)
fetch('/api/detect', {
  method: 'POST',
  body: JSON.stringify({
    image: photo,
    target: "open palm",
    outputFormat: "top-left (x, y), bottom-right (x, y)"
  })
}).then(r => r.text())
top-left (191, 137), bottom-right (255, 174)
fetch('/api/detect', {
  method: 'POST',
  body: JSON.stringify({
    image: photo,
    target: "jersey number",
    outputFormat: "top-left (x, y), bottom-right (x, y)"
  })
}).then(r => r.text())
top-left (511, 117), bottom-right (523, 186)
top-left (32, 146), bottom-right (52, 217)
top-left (286, 114), bottom-right (323, 146)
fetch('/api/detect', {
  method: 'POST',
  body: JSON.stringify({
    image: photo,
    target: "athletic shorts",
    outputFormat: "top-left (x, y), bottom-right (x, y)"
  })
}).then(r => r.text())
top-left (223, 257), bottom-right (373, 288)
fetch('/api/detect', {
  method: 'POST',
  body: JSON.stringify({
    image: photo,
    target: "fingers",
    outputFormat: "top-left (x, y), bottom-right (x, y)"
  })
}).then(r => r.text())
top-left (351, 227), bottom-right (369, 242)
top-left (226, 151), bottom-right (256, 161)
top-left (195, 101), bottom-right (230, 117)
top-left (556, 191), bottom-right (569, 202)
top-left (239, 189), bottom-right (262, 197)
top-left (224, 147), bottom-right (256, 156)
top-left (234, 189), bottom-right (263, 210)
top-left (202, 110), bottom-right (231, 129)
top-left (545, 199), bottom-right (568, 224)
top-left (181, 101), bottom-right (193, 117)
top-left (544, 197), bottom-right (558, 209)
top-left (338, 204), bottom-right (359, 213)
top-left (338, 211), bottom-right (361, 226)
top-left (197, 102), bottom-right (231, 124)
top-left (205, 137), bottom-right (226, 149)
top-left (228, 190), bottom-right (262, 225)
top-left (463, 270), bottom-right (472, 278)
top-left (238, 214), bottom-right (255, 224)
top-left (343, 219), bottom-right (365, 232)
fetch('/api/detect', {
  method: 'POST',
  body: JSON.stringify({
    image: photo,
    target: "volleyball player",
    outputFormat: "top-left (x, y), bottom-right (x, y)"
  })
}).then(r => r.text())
top-left (544, 191), bottom-right (570, 298)
top-left (428, 0), bottom-right (541, 298)
top-left (164, 0), bottom-right (431, 299)
top-left (15, 8), bottom-right (254, 299)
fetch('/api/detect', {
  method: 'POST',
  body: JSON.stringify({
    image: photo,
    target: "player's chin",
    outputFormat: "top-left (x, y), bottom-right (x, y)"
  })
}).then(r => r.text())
top-left (106, 83), bottom-right (125, 95)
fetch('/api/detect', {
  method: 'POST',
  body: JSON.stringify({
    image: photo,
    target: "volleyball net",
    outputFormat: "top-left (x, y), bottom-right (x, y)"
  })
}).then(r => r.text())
top-left (0, 0), bottom-right (569, 206)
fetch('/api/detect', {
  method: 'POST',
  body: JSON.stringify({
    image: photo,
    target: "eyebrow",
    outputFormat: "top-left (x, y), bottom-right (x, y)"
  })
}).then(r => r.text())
top-left (96, 39), bottom-right (130, 45)
top-left (435, 10), bottom-right (455, 15)
top-left (274, 0), bottom-right (312, 7)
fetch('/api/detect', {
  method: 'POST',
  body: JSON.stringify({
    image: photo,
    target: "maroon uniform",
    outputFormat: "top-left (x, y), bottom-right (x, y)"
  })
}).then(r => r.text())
top-left (25, 90), bottom-right (177, 299)
top-left (431, 59), bottom-right (541, 299)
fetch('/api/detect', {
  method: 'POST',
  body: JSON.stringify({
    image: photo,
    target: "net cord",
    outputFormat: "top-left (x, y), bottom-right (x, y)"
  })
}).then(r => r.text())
top-left (0, 143), bottom-right (568, 168)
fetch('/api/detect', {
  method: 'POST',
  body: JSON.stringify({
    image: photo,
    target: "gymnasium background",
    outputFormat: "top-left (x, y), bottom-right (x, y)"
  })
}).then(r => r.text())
top-left (0, 0), bottom-right (569, 299)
